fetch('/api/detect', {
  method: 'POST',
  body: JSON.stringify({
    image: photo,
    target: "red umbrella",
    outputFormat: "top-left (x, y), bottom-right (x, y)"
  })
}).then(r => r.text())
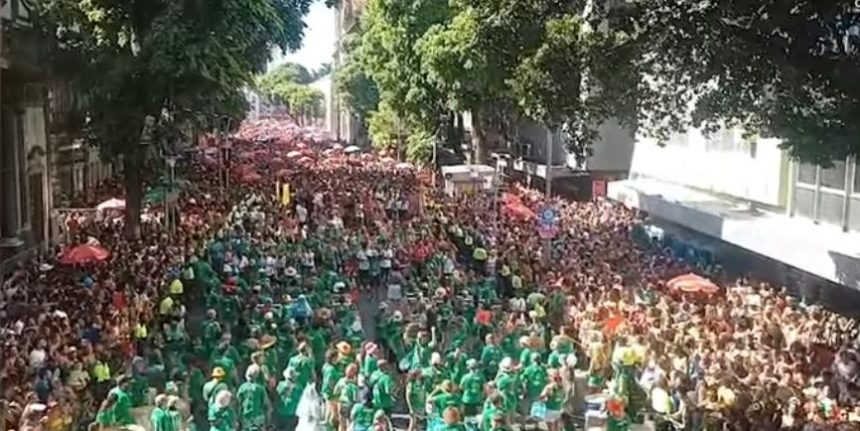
top-left (504, 201), bottom-right (536, 220)
top-left (667, 273), bottom-right (720, 295)
top-left (60, 244), bottom-right (110, 265)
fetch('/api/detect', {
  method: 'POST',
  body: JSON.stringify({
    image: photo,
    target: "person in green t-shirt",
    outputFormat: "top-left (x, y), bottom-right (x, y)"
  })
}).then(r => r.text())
top-left (522, 354), bottom-right (548, 410)
top-left (405, 369), bottom-right (427, 431)
top-left (333, 364), bottom-right (360, 431)
top-left (494, 358), bottom-right (520, 417)
top-left (276, 368), bottom-right (303, 431)
top-left (540, 369), bottom-right (566, 431)
top-left (321, 349), bottom-right (342, 428)
top-left (349, 391), bottom-right (376, 431)
top-left (100, 376), bottom-right (135, 427)
top-left (237, 365), bottom-right (270, 431)
top-left (479, 335), bottom-right (502, 381)
top-left (372, 361), bottom-right (395, 414)
top-left (151, 395), bottom-right (174, 431)
top-left (286, 342), bottom-right (315, 389)
top-left (207, 390), bottom-right (236, 431)
top-left (459, 359), bottom-right (485, 418)
top-left (480, 395), bottom-right (503, 431)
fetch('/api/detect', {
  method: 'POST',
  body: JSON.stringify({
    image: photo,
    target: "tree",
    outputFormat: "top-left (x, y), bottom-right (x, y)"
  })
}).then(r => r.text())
top-left (32, 0), bottom-right (313, 236)
top-left (626, 0), bottom-right (860, 165)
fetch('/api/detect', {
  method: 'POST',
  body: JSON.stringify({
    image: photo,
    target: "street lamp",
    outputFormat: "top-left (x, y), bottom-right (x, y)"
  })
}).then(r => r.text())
top-left (165, 156), bottom-right (177, 238)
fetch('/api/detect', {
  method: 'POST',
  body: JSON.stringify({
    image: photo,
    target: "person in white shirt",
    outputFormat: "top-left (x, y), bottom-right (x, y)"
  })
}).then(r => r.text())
top-left (380, 247), bottom-right (394, 282)
top-left (296, 203), bottom-right (308, 225)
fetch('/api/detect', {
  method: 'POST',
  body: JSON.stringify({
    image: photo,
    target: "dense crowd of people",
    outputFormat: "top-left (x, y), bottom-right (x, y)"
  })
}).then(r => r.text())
top-left (3, 120), bottom-right (860, 431)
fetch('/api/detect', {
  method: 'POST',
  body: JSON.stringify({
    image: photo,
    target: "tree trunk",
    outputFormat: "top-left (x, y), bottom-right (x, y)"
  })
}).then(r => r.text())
top-left (124, 151), bottom-right (143, 239)
top-left (471, 110), bottom-right (493, 164)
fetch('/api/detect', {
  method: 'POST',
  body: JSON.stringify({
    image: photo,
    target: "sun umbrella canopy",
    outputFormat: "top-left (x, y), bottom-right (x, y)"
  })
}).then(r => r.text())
top-left (286, 150), bottom-right (302, 159)
top-left (96, 198), bottom-right (125, 211)
top-left (344, 145), bottom-right (361, 154)
top-left (396, 162), bottom-right (414, 169)
top-left (667, 273), bottom-right (720, 295)
top-left (60, 244), bottom-right (110, 265)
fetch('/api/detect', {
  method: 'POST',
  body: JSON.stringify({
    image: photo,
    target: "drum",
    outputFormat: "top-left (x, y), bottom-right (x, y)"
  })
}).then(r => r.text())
top-left (584, 394), bottom-right (607, 413)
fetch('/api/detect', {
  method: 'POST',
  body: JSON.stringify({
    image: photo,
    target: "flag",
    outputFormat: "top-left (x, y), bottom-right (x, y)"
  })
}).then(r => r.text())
top-left (281, 183), bottom-right (291, 206)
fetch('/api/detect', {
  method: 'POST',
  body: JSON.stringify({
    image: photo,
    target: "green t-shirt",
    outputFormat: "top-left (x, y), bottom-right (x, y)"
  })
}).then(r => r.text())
top-left (522, 364), bottom-right (548, 400)
top-left (276, 380), bottom-right (303, 418)
top-left (109, 387), bottom-right (135, 425)
top-left (373, 373), bottom-right (394, 409)
top-left (334, 377), bottom-right (359, 406)
top-left (237, 381), bottom-right (267, 425)
top-left (287, 353), bottom-right (314, 387)
top-left (460, 371), bottom-right (485, 405)
top-left (207, 404), bottom-right (236, 431)
top-left (406, 381), bottom-right (426, 414)
top-left (321, 363), bottom-right (341, 401)
top-left (432, 391), bottom-right (460, 415)
top-left (350, 404), bottom-right (375, 428)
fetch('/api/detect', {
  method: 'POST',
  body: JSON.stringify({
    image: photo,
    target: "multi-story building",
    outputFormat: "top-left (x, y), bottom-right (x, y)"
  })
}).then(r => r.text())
top-left (608, 123), bottom-right (860, 291)
top-left (489, 118), bottom-right (636, 200)
top-left (329, 0), bottom-right (367, 146)
top-left (1, 0), bottom-right (52, 268)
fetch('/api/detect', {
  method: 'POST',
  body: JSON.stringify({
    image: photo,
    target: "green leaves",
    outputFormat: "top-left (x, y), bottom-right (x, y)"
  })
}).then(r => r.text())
top-left (257, 62), bottom-right (325, 123)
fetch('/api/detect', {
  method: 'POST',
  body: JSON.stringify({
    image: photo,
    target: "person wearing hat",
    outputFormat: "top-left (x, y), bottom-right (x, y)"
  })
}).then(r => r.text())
top-left (494, 357), bottom-right (520, 418)
top-left (372, 360), bottom-right (394, 415)
top-left (336, 341), bottom-right (355, 372)
top-left (203, 367), bottom-right (230, 407)
top-left (276, 367), bottom-right (303, 431)
top-left (547, 334), bottom-right (574, 369)
top-left (440, 406), bottom-right (467, 431)
top-left (237, 365), bottom-right (270, 431)
top-left (460, 359), bottom-right (485, 420)
top-left (287, 342), bottom-right (315, 390)
top-left (151, 394), bottom-right (174, 431)
top-left (208, 389), bottom-right (236, 431)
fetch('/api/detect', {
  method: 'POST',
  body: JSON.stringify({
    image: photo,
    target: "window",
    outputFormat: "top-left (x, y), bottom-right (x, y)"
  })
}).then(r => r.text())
top-left (821, 160), bottom-right (846, 190)
top-left (798, 163), bottom-right (817, 185)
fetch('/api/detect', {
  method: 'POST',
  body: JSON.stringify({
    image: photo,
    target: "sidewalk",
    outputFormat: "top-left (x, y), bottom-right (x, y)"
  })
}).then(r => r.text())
top-left (609, 178), bottom-right (860, 290)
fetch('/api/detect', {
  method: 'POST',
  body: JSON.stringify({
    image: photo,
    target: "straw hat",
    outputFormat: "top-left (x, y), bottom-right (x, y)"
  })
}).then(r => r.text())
top-left (285, 267), bottom-right (298, 277)
top-left (211, 367), bottom-right (226, 379)
top-left (259, 335), bottom-right (278, 349)
top-left (366, 343), bottom-right (379, 355)
top-left (391, 311), bottom-right (404, 322)
top-left (337, 342), bottom-right (352, 355)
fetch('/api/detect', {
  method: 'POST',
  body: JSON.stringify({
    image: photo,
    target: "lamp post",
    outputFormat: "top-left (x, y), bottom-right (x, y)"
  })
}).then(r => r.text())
top-left (544, 128), bottom-right (554, 264)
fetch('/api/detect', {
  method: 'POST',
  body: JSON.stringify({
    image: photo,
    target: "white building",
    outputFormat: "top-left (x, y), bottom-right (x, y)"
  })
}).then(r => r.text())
top-left (609, 124), bottom-right (860, 290)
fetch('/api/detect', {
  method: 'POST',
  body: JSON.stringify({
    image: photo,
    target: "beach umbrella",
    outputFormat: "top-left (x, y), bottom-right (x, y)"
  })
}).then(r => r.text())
top-left (344, 145), bottom-right (361, 154)
top-left (331, 143), bottom-right (343, 150)
top-left (396, 162), bottom-right (414, 169)
top-left (667, 273), bottom-right (720, 295)
top-left (287, 150), bottom-right (302, 159)
top-left (96, 198), bottom-right (125, 211)
top-left (60, 244), bottom-right (111, 265)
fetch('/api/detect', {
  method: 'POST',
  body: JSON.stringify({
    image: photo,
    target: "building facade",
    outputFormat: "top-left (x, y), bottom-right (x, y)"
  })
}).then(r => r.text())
top-left (329, 0), bottom-right (366, 146)
top-left (1, 0), bottom-right (52, 267)
top-left (608, 122), bottom-right (860, 290)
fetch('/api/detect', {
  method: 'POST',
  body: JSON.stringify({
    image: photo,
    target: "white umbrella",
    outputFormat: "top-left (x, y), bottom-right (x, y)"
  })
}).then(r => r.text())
top-left (96, 198), bottom-right (125, 211)
top-left (396, 162), bottom-right (414, 169)
top-left (286, 150), bottom-right (302, 159)
top-left (344, 145), bottom-right (361, 154)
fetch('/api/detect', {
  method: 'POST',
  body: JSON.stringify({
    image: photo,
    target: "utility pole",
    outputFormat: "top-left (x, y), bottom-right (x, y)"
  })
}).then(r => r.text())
top-left (544, 128), bottom-right (553, 263)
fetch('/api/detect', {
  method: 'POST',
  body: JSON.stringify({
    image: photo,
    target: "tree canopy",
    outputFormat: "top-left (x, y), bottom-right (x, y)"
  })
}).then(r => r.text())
top-left (257, 62), bottom-right (326, 125)
top-left (338, 0), bottom-right (860, 165)
top-left (31, 0), bottom-right (314, 235)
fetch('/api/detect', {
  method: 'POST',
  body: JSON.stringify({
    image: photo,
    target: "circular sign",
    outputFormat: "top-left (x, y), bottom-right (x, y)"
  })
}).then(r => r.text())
top-left (540, 207), bottom-right (558, 224)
